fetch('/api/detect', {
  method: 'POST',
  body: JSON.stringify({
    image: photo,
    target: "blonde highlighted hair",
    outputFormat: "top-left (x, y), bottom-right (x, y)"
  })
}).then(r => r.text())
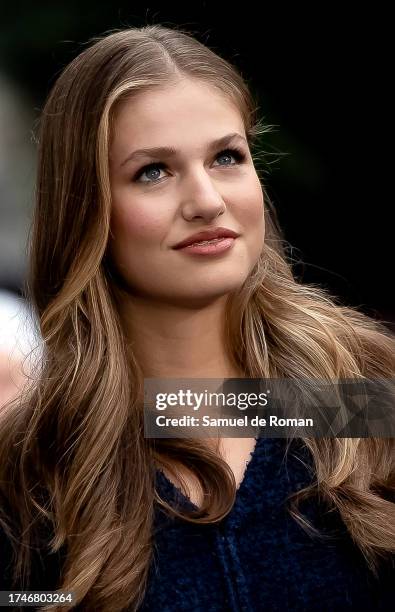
top-left (0, 24), bottom-right (394, 612)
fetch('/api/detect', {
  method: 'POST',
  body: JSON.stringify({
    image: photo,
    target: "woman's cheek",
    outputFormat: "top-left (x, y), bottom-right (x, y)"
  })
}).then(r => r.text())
top-left (232, 183), bottom-right (264, 226)
top-left (111, 201), bottom-right (164, 244)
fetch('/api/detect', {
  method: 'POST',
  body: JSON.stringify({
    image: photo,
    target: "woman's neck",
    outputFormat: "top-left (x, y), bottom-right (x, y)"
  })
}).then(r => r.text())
top-left (118, 293), bottom-right (243, 379)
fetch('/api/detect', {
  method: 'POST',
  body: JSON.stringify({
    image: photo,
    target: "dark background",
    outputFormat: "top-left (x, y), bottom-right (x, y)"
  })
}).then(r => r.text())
top-left (0, 2), bottom-right (393, 327)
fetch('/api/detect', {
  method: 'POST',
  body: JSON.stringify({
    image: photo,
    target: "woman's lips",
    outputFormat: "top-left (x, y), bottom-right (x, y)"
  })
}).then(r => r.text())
top-left (173, 228), bottom-right (240, 249)
top-left (175, 236), bottom-right (237, 255)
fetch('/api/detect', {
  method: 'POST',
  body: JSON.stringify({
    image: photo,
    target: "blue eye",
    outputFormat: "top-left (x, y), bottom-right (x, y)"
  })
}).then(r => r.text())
top-left (136, 164), bottom-right (167, 184)
top-left (214, 149), bottom-right (243, 167)
top-left (133, 147), bottom-right (247, 185)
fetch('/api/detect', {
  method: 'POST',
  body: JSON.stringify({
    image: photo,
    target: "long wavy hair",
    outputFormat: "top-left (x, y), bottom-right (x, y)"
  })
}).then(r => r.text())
top-left (0, 25), bottom-right (394, 612)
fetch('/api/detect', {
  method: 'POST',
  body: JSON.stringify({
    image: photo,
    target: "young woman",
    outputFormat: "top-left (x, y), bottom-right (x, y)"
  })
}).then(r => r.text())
top-left (0, 25), bottom-right (394, 612)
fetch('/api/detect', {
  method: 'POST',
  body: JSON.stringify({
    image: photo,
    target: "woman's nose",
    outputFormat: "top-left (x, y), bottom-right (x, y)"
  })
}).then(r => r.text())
top-left (180, 169), bottom-right (226, 221)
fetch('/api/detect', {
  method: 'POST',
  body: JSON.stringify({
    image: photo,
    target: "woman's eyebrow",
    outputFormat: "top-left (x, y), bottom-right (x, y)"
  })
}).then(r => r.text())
top-left (120, 132), bottom-right (247, 168)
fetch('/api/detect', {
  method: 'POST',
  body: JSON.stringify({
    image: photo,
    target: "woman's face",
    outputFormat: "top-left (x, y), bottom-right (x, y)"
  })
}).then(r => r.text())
top-left (108, 78), bottom-right (265, 307)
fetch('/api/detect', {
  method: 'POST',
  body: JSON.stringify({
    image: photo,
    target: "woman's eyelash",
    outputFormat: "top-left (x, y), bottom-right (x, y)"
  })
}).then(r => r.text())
top-left (133, 147), bottom-right (247, 184)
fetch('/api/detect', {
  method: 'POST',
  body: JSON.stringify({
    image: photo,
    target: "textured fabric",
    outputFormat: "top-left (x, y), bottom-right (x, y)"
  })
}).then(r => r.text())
top-left (140, 436), bottom-right (394, 611)
top-left (1, 437), bottom-right (393, 611)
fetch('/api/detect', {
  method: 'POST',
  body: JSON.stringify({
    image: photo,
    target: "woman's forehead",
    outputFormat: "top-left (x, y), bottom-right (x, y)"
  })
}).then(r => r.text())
top-left (110, 82), bottom-right (245, 161)
top-left (114, 79), bottom-right (242, 126)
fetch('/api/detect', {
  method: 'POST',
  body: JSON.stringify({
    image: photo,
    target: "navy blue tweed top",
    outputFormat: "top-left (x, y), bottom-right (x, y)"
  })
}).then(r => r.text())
top-left (1, 436), bottom-right (394, 611)
top-left (140, 436), bottom-right (394, 611)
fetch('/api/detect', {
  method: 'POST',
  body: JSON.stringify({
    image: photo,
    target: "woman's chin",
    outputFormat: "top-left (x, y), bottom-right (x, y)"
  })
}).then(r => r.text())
top-left (161, 282), bottom-right (245, 308)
